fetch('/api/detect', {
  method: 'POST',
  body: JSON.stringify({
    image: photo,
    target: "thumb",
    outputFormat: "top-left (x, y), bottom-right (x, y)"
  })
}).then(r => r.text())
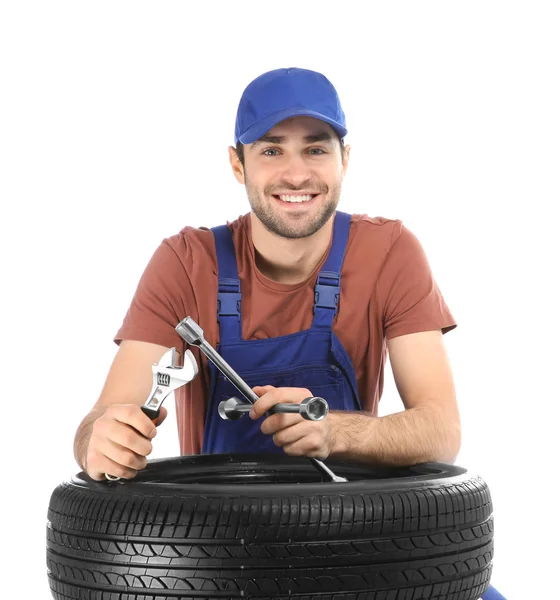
top-left (252, 385), bottom-right (275, 397)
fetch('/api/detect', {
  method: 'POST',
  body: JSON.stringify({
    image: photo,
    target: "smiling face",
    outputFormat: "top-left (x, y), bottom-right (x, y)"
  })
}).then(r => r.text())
top-left (230, 116), bottom-right (350, 239)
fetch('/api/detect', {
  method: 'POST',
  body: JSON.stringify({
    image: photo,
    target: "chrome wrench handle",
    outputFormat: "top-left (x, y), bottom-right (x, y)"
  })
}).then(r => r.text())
top-left (175, 316), bottom-right (348, 483)
top-left (218, 396), bottom-right (329, 421)
top-left (176, 318), bottom-right (257, 404)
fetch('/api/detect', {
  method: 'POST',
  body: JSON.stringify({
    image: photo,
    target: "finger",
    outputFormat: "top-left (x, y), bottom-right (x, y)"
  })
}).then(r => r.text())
top-left (269, 420), bottom-right (313, 446)
top-left (280, 431), bottom-right (330, 459)
top-left (252, 385), bottom-right (275, 397)
top-left (249, 388), bottom-right (279, 419)
top-left (91, 431), bottom-right (151, 467)
top-left (282, 440), bottom-right (329, 460)
top-left (86, 449), bottom-right (140, 481)
top-left (267, 421), bottom-right (329, 458)
top-left (108, 404), bottom-right (158, 439)
top-left (260, 412), bottom-right (301, 435)
top-left (95, 418), bottom-right (154, 457)
top-left (103, 438), bottom-right (150, 471)
top-left (250, 387), bottom-right (312, 419)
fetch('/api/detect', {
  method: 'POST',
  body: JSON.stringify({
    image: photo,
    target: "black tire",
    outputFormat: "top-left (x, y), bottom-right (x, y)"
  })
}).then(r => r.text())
top-left (47, 454), bottom-right (493, 600)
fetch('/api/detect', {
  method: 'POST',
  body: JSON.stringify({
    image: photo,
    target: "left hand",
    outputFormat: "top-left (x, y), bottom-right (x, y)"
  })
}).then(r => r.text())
top-left (250, 386), bottom-right (335, 459)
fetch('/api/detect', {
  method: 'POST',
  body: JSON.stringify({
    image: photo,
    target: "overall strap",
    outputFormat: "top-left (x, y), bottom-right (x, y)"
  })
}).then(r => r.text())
top-left (211, 224), bottom-right (242, 342)
top-left (312, 211), bottom-right (352, 328)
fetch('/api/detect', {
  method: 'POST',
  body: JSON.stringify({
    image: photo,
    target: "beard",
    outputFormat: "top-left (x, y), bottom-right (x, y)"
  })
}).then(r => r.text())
top-left (245, 177), bottom-right (341, 240)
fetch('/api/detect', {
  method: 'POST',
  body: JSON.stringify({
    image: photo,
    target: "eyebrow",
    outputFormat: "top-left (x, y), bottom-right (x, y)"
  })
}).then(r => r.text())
top-left (250, 131), bottom-right (334, 148)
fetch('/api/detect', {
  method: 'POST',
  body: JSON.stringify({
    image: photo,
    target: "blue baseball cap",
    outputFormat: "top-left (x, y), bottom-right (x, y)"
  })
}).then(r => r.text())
top-left (234, 67), bottom-right (347, 145)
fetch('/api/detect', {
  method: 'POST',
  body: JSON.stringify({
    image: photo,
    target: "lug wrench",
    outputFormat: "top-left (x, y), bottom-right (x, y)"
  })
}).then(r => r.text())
top-left (219, 395), bottom-right (329, 421)
top-left (105, 347), bottom-right (198, 481)
top-left (176, 316), bottom-right (348, 483)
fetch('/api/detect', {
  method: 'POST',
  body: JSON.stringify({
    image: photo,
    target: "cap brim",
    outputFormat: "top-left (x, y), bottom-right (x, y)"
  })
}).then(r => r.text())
top-left (238, 107), bottom-right (347, 144)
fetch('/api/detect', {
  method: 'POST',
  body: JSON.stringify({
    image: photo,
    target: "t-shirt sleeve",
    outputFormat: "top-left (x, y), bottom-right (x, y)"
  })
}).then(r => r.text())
top-left (377, 222), bottom-right (457, 339)
top-left (113, 239), bottom-right (193, 352)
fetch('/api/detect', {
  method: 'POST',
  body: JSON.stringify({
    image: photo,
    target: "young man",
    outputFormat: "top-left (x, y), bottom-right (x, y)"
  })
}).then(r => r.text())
top-left (74, 67), bottom-right (461, 483)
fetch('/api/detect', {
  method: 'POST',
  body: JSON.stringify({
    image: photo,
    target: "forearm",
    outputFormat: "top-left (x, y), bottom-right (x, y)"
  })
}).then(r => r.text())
top-left (73, 408), bottom-right (105, 472)
top-left (329, 406), bottom-right (461, 467)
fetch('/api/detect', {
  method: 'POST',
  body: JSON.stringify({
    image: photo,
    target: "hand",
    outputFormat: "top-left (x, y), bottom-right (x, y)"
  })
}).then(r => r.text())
top-left (85, 404), bottom-right (168, 481)
top-left (250, 386), bottom-right (335, 459)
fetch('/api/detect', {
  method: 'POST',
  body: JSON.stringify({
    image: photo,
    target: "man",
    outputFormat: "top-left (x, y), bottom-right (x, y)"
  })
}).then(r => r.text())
top-left (74, 67), bottom-right (461, 483)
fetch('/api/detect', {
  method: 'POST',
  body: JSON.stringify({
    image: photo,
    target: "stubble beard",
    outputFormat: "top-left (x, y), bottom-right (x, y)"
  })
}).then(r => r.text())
top-left (245, 178), bottom-right (341, 240)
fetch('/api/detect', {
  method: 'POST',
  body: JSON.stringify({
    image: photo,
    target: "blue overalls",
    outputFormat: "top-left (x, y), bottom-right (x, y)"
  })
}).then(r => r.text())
top-left (202, 211), bottom-right (361, 454)
top-left (200, 210), bottom-right (506, 600)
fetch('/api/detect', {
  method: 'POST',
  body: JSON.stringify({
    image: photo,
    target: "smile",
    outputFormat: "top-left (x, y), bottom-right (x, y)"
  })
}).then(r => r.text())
top-left (274, 194), bottom-right (318, 204)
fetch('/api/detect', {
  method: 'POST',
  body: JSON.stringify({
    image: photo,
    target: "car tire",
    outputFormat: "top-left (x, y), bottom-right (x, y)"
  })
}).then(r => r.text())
top-left (47, 454), bottom-right (493, 599)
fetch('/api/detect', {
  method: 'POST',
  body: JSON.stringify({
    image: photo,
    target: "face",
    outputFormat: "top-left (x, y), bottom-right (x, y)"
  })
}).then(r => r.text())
top-left (230, 116), bottom-right (350, 239)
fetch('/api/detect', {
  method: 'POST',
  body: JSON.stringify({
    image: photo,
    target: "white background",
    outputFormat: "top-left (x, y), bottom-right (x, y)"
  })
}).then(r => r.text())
top-left (1, 2), bottom-right (558, 598)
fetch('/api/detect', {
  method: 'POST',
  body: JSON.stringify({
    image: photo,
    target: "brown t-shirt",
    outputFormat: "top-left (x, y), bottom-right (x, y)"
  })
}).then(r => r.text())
top-left (114, 213), bottom-right (457, 455)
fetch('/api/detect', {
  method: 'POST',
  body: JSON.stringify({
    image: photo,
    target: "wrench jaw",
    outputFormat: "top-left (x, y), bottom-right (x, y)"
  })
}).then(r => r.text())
top-left (181, 349), bottom-right (199, 380)
top-left (158, 347), bottom-right (178, 368)
top-left (144, 349), bottom-right (199, 415)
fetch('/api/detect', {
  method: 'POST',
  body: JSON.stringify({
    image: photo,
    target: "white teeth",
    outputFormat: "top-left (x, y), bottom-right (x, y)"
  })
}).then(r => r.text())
top-left (278, 194), bottom-right (314, 203)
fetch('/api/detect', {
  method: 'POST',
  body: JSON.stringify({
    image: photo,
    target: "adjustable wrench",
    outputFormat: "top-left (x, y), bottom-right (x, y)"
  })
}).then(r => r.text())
top-left (175, 316), bottom-right (348, 483)
top-left (105, 347), bottom-right (198, 481)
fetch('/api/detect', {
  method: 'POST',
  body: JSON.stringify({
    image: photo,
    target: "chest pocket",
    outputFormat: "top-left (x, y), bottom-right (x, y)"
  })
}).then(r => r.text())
top-left (215, 363), bottom-right (347, 411)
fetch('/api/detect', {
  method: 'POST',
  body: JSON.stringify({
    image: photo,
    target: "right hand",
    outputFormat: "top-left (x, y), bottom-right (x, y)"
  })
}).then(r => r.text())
top-left (85, 404), bottom-right (168, 481)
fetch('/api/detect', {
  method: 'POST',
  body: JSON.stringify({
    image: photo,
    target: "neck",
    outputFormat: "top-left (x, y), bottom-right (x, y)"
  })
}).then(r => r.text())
top-left (250, 212), bottom-right (334, 284)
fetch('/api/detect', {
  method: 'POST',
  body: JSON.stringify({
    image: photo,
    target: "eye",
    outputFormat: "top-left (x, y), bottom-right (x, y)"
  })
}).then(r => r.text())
top-left (262, 148), bottom-right (280, 156)
top-left (308, 148), bottom-right (327, 155)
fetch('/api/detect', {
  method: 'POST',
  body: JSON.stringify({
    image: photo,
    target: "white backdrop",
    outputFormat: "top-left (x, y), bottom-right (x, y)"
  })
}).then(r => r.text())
top-left (1, 2), bottom-right (558, 598)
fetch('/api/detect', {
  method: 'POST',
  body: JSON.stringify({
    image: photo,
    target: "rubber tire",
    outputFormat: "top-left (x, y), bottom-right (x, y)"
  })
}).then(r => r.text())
top-left (47, 454), bottom-right (493, 599)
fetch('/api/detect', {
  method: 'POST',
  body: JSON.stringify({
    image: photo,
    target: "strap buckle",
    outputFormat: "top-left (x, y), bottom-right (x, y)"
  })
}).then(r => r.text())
top-left (314, 270), bottom-right (341, 312)
top-left (217, 278), bottom-right (241, 320)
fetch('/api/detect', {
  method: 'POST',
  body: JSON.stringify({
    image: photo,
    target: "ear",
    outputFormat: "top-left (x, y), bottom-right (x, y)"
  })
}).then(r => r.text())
top-left (342, 144), bottom-right (351, 178)
top-left (228, 146), bottom-right (245, 184)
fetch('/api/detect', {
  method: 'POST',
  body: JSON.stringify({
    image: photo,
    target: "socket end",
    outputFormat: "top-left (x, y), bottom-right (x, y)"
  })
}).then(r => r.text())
top-left (218, 397), bottom-right (245, 420)
top-left (303, 397), bottom-right (329, 421)
top-left (176, 317), bottom-right (204, 345)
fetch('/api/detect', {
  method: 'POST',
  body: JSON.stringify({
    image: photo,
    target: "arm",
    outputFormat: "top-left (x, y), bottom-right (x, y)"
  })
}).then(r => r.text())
top-left (329, 329), bottom-right (461, 466)
top-left (252, 330), bottom-right (461, 467)
top-left (74, 340), bottom-right (172, 479)
top-left (76, 234), bottom-right (198, 478)
top-left (250, 224), bottom-right (460, 465)
top-left (332, 221), bottom-right (460, 466)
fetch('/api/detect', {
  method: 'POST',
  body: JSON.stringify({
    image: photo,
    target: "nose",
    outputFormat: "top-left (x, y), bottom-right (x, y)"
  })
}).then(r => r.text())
top-left (278, 152), bottom-right (313, 187)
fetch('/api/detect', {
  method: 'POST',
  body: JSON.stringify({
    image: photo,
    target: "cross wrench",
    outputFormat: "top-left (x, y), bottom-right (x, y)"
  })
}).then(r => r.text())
top-left (105, 347), bottom-right (198, 481)
top-left (176, 316), bottom-right (348, 483)
top-left (219, 395), bottom-right (329, 421)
